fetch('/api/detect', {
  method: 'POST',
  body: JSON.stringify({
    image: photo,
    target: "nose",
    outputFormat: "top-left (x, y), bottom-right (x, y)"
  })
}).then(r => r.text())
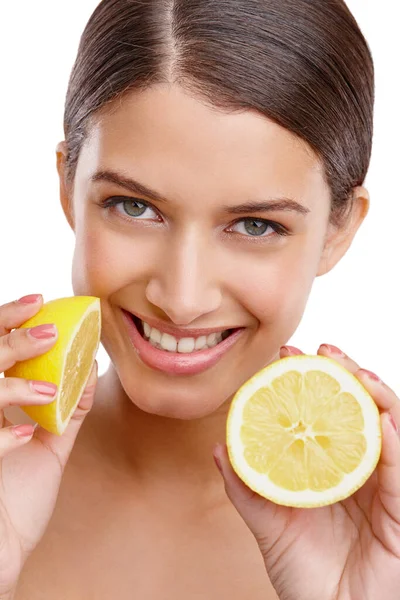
top-left (145, 230), bottom-right (222, 325)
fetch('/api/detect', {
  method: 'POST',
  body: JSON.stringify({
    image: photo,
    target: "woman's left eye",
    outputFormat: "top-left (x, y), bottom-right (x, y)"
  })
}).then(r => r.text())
top-left (229, 218), bottom-right (287, 238)
top-left (100, 197), bottom-right (159, 220)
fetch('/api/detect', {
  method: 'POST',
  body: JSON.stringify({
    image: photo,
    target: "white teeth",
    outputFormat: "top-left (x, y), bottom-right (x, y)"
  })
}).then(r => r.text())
top-left (177, 337), bottom-right (195, 353)
top-left (160, 333), bottom-right (177, 352)
top-left (140, 320), bottom-right (229, 353)
top-left (195, 336), bottom-right (207, 350)
top-left (207, 333), bottom-right (218, 348)
top-left (150, 328), bottom-right (162, 344)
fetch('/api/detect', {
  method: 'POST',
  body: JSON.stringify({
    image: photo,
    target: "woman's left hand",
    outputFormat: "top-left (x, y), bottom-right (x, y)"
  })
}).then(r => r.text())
top-left (214, 344), bottom-right (400, 600)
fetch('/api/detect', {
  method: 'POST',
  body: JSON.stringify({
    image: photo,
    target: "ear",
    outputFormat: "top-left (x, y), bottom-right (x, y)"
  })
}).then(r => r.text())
top-left (317, 186), bottom-right (370, 277)
top-left (56, 141), bottom-right (75, 231)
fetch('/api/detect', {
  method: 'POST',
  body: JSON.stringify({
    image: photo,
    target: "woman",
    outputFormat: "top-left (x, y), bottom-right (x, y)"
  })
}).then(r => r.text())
top-left (1, 1), bottom-right (399, 598)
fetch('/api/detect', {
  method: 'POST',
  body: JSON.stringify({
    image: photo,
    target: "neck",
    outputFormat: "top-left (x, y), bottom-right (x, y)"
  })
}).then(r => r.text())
top-left (84, 364), bottom-right (231, 499)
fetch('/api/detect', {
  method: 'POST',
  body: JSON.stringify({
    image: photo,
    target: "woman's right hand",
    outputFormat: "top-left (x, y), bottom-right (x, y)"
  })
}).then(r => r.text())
top-left (0, 294), bottom-right (98, 599)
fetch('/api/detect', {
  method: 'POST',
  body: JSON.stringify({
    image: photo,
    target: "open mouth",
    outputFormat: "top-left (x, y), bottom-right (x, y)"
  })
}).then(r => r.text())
top-left (130, 314), bottom-right (236, 354)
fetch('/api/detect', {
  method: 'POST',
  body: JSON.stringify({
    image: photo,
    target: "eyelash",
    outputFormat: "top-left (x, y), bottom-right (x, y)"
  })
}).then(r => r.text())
top-left (98, 196), bottom-right (289, 239)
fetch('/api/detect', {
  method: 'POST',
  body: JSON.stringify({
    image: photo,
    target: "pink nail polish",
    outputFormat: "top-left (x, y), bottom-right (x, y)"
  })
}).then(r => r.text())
top-left (281, 346), bottom-right (303, 355)
top-left (320, 344), bottom-right (346, 357)
top-left (213, 454), bottom-right (223, 474)
top-left (18, 294), bottom-right (42, 304)
top-left (389, 414), bottom-right (398, 434)
top-left (30, 381), bottom-right (58, 397)
top-left (29, 324), bottom-right (57, 340)
top-left (13, 424), bottom-right (35, 438)
top-left (359, 369), bottom-right (381, 382)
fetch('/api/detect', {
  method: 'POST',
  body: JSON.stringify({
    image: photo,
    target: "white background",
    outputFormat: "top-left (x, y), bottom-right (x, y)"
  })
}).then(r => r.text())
top-left (0, 1), bottom-right (398, 392)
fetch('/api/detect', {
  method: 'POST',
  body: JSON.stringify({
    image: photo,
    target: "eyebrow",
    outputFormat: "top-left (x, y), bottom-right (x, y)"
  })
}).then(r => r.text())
top-left (91, 170), bottom-right (168, 203)
top-left (91, 169), bottom-right (311, 217)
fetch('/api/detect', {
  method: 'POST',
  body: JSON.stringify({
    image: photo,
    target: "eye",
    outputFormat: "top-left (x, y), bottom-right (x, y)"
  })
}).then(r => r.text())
top-left (99, 196), bottom-right (160, 221)
top-left (229, 218), bottom-right (288, 238)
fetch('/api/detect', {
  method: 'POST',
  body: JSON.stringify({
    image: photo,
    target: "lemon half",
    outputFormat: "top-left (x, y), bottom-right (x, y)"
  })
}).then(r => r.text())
top-left (227, 355), bottom-right (382, 508)
top-left (5, 296), bottom-right (101, 436)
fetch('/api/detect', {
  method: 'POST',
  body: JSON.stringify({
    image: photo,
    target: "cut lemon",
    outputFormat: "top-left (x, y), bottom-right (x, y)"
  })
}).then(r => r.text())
top-left (5, 296), bottom-right (101, 436)
top-left (227, 355), bottom-right (382, 507)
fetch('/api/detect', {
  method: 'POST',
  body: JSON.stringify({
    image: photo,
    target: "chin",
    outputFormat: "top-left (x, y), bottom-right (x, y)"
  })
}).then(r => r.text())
top-left (130, 382), bottom-right (229, 420)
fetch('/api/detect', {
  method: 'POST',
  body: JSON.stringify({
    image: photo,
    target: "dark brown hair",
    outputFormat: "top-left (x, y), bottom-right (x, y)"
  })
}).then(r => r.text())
top-left (64, 0), bottom-right (374, 227)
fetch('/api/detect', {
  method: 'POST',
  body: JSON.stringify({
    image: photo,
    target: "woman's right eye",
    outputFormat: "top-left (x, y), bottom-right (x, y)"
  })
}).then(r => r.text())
top-left (99, 197), bottom-right (160, 221)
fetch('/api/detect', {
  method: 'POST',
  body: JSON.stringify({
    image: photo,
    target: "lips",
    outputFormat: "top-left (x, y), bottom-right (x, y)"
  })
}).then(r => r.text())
top-left (121, 309), bottom-right (244, 376)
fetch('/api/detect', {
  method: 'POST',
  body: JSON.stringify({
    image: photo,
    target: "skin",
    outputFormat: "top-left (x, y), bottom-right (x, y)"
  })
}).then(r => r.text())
top-left (3, 83), bottom-right (398, 599)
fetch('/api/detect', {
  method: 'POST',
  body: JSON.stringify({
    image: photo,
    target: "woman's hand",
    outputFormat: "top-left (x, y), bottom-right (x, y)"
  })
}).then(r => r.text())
top-left (0, 295), bottom-right (98, 598)
top-left (214, 344), bottom-right (400, 600)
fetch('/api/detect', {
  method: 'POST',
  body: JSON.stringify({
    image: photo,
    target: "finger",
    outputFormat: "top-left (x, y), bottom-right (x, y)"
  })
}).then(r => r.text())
top-left (317, 345), bottom-right (400, 414)
top-left (213, 443), bottom-right (291, 542)
top-left (35, 360), bottom-right (98, 470)
top-left (0, 423), bottom-right (36, 457)
top-left (355, 369), bottom-right (400, 413)
top-left (317, 344), bottom-right (360, 373)
top-left (280, 345), bottom-right (304, 358)
top-left (0, 377), bottom-right (57, 411)
top-left (377, 412), bottom-right (400, 530)
top-left (0, 294), bottom-right (44, 337)
top-left (0, 323), bottom-right (58, 373)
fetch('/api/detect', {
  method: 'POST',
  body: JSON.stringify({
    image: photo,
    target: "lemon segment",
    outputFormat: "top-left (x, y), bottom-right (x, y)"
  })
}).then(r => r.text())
top-left (227, 355), bottom-right (382, 507)
top-left (5, 296), bottom-right (101, 436)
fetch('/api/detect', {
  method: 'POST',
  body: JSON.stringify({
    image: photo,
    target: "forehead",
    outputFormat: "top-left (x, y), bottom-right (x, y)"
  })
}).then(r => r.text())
top-left (78, 84), bottom-right (328, 208)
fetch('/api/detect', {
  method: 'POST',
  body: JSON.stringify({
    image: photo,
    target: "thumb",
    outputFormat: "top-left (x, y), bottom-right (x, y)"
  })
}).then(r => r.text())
top-left (213, 443), bottom-right (292, 555)
top-left (35, 360), bottom-right (99, 469)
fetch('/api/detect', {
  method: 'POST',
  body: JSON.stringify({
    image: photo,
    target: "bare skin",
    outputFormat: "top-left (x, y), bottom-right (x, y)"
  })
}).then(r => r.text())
top-left (2, 84), bottom-right (383, 599)
top-left (15, 380), bottom-right (276, 599)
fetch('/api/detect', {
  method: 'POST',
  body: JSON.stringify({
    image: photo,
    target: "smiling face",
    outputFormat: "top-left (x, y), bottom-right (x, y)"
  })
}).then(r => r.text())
top-left (58, 84), bottom-right (365, 419)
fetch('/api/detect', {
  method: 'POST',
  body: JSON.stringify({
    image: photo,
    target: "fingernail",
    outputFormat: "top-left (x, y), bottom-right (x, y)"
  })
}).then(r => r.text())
top-left (281, 346), bottom-right (303, 355)
top-left (29, 324), bottom-right (57, 340)
top-left (30, 381), bottom-right (58, 397)
top-left (320, 344), bottom-right (346, 357)
top-left (13, 424), bottom-right (35, 438)
top-left (213, 446), bottom-right (223, 474)
top-left (359, 369), bottom-right (381, 383)
top-left (213, 454), bottom-right (223, 474)
top-left (389, 413), bottom-right (398, 434)
top-left (18, 294), bottom-right (42, 304)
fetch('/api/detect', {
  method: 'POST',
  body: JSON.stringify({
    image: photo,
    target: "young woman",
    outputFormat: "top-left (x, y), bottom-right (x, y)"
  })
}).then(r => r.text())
top-left (1, 1), bottom-right (399, 598)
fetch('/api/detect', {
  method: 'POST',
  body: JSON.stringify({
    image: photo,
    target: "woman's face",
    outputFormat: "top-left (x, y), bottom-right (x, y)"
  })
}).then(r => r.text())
top-left (59, 84), bottom-right (355, 419)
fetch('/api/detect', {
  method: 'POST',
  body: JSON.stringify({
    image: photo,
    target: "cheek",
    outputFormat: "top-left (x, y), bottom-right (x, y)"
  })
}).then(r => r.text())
top-left (71, 224), bottom-right (132, 297)
top-left (235, 243), bottom-right (318, 327)
top-left (71, 220), bottom-right (161, 298)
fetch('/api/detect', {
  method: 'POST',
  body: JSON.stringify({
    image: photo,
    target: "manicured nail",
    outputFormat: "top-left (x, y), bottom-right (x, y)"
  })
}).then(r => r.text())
top-left (281, 346), bottom-right (303, 355)
top-left (389, 413), bottom-right (398, 434)
top-left (18, 294), bottom-right (42, 304)
top-left (359, 368), bottom-right (381, 383)
top-left (30, 381), bottom-right (58, 397)
top-left (320, 344), bottom-right (346, 357)
top-left (213, 446), bottom-right (223, 474)
top-left (13, 424), bottom-right (35, 438)
top-left (29, 324), bottom-right (57, 340)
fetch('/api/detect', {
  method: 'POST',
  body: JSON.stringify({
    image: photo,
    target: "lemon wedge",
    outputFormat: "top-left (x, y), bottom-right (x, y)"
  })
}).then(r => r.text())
top-left (5, 296), bottom-right (101, 436)
top-left (227, 355), bottom-right (382, 507)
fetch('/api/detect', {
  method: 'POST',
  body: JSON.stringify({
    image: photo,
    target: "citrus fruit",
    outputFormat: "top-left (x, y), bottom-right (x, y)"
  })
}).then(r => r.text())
top-left (227, 354), bottom-right (382, 507)
top-left (5, 296), bottom-right (101, 436)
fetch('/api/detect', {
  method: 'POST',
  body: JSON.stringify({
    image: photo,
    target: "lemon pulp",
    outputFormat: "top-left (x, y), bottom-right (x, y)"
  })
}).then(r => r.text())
top-left (227, 355), bottom-right (382, 507)
top-left (5, 296), bottom-right (101, 435)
